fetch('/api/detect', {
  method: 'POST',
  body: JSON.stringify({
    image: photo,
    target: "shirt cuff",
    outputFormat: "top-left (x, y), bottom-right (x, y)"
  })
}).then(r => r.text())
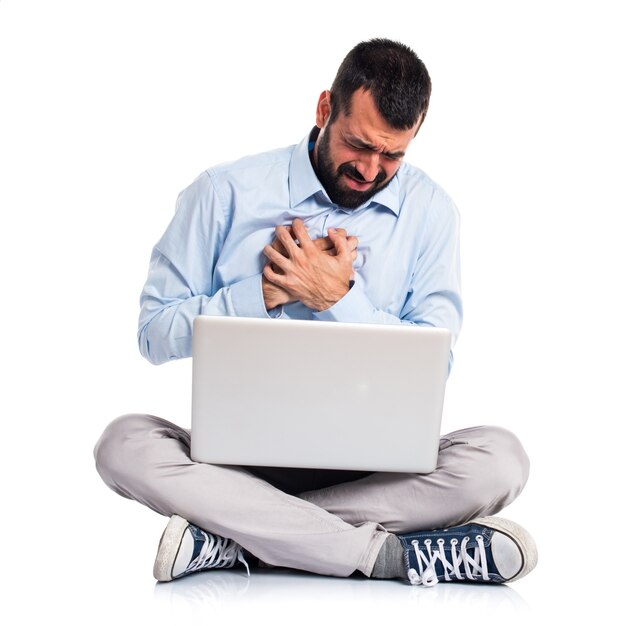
top-left (313, 276), bottom-right (376, 323)
top-left (229, 273), bottom-right (280, 318)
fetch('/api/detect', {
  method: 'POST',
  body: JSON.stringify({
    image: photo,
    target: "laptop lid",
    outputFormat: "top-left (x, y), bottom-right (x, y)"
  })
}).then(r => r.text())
top-left (190, 315), bottom-right (450, 473)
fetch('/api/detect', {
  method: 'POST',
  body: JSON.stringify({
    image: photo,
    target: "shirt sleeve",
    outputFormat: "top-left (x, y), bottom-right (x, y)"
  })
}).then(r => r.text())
top-left (137, 172), bottom-right (271, 365)
top-left (313, 189), bottom-right (463, 372)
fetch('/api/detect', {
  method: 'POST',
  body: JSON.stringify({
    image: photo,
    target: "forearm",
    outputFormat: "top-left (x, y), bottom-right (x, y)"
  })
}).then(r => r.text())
top-left (313, 276), bottom-right (462, 372)
top-left (138, 273), bottom-right (270, 365)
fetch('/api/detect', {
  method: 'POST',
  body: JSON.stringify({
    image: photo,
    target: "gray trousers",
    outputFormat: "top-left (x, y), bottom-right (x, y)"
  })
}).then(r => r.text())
top-left (94, 414), bottom-right (529, 577)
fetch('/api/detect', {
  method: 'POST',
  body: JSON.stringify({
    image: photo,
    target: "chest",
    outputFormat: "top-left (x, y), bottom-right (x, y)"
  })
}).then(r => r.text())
top-left (215, 207), bottom-right (419, 312)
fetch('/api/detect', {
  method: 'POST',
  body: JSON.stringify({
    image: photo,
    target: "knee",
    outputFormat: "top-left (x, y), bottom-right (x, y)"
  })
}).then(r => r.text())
top-left (473, 425), bottom-right (530, 506)
top-left (93, 413), bottom-right (156, 492)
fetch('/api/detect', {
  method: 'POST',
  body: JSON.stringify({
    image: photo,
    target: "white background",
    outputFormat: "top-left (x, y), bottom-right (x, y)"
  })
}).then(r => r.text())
top-left (1, 1), bottom-right (624, 623)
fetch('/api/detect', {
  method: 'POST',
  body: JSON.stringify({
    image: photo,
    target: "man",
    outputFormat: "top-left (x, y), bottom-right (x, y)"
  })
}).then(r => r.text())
top-left (94, 39), bottom-right (537, 586)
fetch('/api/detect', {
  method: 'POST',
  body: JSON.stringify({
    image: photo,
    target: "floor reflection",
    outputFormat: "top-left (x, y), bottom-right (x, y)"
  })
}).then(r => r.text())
top-left (153, 567), bottom-right (530, 614)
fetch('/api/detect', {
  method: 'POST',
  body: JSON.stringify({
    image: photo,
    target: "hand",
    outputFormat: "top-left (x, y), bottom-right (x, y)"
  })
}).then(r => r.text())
top-left (261, 225), bottom-right (357, 309)
top-left (262, 219), bottom-right (357, 311)
top-left (262, 223), bottom-right (358, 309)
top-left (268, 225), bottom-right (358, 259)
top-left (262, 274), bottom-right (295, 310)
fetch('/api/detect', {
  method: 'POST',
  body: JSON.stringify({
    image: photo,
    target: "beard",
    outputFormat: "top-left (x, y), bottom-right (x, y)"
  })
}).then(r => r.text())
top-left (314, 125), bottom-right (392, 209)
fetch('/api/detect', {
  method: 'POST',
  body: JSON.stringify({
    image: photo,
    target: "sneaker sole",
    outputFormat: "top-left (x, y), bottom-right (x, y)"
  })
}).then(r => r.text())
top-left (153, 515), bottom-right (189, 582)
top-left (472, 516), bottom-right (538, 582)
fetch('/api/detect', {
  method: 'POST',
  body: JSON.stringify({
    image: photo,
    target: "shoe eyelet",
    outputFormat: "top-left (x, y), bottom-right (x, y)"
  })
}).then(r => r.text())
top-left (450, 538), bottom-right (458, 546)
top-left (411, 539), bottom-right (418, 546)
top-left (437, 538), bottom-right (445, 546)
top-left (424, 539), bottom-right (432, 546)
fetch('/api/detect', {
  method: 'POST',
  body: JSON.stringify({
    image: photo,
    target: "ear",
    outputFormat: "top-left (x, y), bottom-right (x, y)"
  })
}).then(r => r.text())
top-left (315, 90), bottom-right (332, 129)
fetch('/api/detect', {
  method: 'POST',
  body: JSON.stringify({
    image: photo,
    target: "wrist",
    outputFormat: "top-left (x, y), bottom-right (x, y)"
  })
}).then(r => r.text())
top-left (262, 275), bottom-right (292, 309)
top-left (310, 283), bottom-right (350, 312)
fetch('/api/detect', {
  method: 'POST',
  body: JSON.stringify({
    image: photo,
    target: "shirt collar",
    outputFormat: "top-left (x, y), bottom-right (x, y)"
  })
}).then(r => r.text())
top-left (288, 128), bottom-right (400, 216)
top-left (288, 130), bottom-right (325, 209)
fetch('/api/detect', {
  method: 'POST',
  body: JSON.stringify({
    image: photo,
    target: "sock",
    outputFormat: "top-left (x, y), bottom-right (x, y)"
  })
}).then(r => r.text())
top-left (371, 534), bottom-right (406, 579)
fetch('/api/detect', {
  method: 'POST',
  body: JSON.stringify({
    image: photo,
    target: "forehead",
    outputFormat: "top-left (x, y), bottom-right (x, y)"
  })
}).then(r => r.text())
top-left (337, 88), bottom-right (417, 151)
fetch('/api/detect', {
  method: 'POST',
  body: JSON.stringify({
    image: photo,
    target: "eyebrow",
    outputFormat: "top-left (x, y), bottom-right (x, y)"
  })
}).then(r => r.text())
top-left (347, 136), bottom-right (406, 160)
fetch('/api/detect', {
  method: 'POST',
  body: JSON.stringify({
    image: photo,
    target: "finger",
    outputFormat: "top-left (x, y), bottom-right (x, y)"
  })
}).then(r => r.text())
top-left (346, 235), bottom-right (358, 253)
top-left (313, 236), bottom-right (334, 252)
top-left (328, 227), bottom-right (349, 249)
top-left (271, 238), bottom-right (288, 255)
top-left (317, 231), bottom-right (356, 255)
top-left (262, 262), bottom-right (287, 286)
top-left (328, 228), bottom-right (350, 257)
top-left (271, 225), bottom-right (295, 254)
top-left (324, 228), bottom-right (349, 251)
top-left (275, 225), bottom-right (300, 256)
top-left (263, 243), bottom-right (291, 270)
top-left (291, 218), bottom-right (313, 247)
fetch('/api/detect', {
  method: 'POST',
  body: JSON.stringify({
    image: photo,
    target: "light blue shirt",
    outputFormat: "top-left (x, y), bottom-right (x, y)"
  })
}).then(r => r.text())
top-left (138, 131), bottom-right (463, 367)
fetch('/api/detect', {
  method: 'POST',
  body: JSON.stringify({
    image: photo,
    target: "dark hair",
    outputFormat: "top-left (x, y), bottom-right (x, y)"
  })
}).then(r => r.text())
top-left (329, 38), bottom-right (431, 130)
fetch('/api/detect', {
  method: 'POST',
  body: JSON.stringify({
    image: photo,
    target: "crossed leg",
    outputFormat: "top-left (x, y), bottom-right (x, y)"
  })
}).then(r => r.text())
top-left (94, 414), bottom-right (529, 577)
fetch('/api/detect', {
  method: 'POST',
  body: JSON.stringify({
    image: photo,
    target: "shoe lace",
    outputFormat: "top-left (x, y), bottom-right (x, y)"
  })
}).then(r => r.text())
top-left (186, 529), bottom-right (250, 577)
top-left (407, 535), bottom-right (489, 586)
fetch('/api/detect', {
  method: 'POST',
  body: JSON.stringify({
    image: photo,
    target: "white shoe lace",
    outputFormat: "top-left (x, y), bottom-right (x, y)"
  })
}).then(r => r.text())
top-left (186, 529), bottom-right (250, 577)
top-left (407, 535), bottom-right (489, 586)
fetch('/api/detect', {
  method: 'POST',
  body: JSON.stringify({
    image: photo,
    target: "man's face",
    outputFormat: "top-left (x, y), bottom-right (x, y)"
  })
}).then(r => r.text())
top-left (313, 88), bottom-right (420, 209)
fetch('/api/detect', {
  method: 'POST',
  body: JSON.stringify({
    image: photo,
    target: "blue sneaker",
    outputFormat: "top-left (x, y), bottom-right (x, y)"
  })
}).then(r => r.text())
top-left (153, 515), bottom-right (250, 582)
top-left (399, 516), bottom-right (537, 586)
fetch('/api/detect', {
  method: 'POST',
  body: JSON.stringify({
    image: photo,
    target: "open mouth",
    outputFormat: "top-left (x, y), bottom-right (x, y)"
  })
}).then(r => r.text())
top-left (343, 170), bottom-right (376, 191)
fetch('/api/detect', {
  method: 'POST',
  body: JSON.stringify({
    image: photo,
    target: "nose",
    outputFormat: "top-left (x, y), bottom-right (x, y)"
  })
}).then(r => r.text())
top-left (356, 152), bottom-right (381, 183)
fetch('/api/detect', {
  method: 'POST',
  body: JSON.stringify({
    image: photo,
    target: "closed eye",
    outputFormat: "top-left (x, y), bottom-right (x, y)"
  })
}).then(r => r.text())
top-left (346, 139), bottom-right (403, 161)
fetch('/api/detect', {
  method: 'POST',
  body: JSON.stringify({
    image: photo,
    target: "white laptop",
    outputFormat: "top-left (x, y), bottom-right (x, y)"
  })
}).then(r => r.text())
top-left (190, 315), bottom-right (450, 473)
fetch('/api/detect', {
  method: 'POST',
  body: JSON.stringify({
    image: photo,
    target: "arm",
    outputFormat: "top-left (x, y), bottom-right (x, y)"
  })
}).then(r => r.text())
top-left (138, 256), bottom-right (269, 365)
top-left (314, 192), bottom-right (463, 370)
top-left (137, 172), bottom-right (270, 365)
top-left (137, 178), bottom-right (359, 365)
top-left (262, 192), bottom-right (463, 370)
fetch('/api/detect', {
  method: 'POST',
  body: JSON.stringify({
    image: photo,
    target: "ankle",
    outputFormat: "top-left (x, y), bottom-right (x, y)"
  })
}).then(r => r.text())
top-left (371, 534), bottom-right (405, 580)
